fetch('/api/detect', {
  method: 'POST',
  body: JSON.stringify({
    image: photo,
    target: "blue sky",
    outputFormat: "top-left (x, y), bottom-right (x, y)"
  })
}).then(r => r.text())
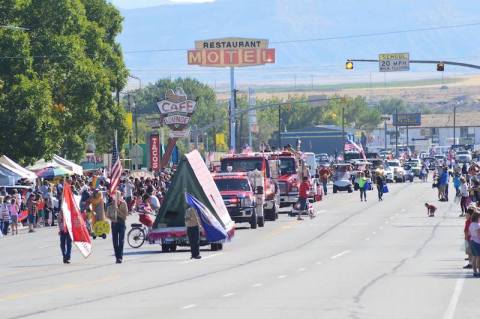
top-left (110, 0), bottom-right (214, 9)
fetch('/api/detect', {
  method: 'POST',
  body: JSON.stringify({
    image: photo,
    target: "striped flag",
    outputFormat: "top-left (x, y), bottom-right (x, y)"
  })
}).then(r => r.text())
top-left (344, 139), bottom-right (366, 160)
top-left (109, 130), bottom-right (123, 195)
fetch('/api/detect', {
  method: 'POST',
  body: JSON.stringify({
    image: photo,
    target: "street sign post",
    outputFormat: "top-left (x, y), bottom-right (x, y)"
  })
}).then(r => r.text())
top-left (379, 53), bottom-right (409, 72)
top-left (188, 37), bottom-right (275, 151)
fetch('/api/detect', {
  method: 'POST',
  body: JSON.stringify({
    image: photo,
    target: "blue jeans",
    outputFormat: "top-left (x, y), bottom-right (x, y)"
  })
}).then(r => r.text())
top-left (60, 232), bottom-right (72, 260)
top-left (322, 181), bottom-right (328, 194)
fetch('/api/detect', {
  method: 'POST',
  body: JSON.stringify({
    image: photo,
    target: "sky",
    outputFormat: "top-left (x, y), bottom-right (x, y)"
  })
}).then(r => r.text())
top-left (110, 0), bottom-right (214, 9)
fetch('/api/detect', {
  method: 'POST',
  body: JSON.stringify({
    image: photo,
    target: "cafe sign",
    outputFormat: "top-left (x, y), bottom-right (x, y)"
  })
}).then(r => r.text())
top-left (156, 88), bottom-right (196, 138)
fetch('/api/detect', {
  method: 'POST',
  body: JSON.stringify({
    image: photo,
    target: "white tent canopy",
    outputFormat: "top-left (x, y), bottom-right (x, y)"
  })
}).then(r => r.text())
top-left (0, 164), bottom-right (22, 186)
top-left (53, 154), bottom-right (83, 175)
top-left (0, 155), bottom-right (37, 181)
top-left (27, 159), bottom-right (62, 172)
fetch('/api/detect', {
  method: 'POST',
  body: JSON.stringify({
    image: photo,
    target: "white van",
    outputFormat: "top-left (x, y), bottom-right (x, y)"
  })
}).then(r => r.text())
top-left (303, 152), bottom-right (317, 177)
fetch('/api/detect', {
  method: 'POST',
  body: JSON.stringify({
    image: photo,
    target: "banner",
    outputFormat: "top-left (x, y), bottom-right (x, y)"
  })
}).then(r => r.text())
top-left (62, 182), bottom-right (92, 258)
top-left (185, 192), bottom-right (229, 242)
top-left (150, 133), bottom-right (160, 171)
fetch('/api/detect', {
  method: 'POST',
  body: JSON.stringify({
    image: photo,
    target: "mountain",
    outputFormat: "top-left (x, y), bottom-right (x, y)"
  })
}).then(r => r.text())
top-left (117, 0), bottom-right (480, 87)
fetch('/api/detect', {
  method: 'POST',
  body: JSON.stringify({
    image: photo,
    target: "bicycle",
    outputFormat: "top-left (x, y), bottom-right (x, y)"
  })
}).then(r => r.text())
top-left (127, 208), bottom-right (155, 249)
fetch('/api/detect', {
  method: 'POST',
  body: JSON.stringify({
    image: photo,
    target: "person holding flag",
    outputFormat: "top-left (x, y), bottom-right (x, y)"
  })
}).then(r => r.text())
top-left (58, 207), bottom-right (72, 264)
top-left (108, 130), bottom-right (126, 264)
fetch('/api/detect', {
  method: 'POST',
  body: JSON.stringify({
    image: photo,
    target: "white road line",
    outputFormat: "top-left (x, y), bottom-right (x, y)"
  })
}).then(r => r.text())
top-left (330, 250), bottom-right (351, 260)
top-left (443, 276), bottom-right (466, 319)
top-left (298, 267), bottom-right (306, 272)
top-left (315, 261), bottom-right (322, 265)
top-left (179, 253), bottom-right (223, 264)
top-left (379, 226), bottom-right (384, 230)
top-left (278, 275), bottom-right (287, 279)
top-left (182, 304), bottom-right (197, 310)
top-left (372, 231), bottom-right (377, 235)
top-left (37, 244), bottom-right (56, 249)
top-left (252, 283), bottom-right (263, 288)
top-left (223, 292), bottom-right (235, 297)
top-left (365, 237), bottom-right (370, 241)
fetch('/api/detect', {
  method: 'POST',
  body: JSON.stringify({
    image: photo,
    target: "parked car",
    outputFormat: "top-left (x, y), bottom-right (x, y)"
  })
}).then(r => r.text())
top-left (455, 150), bottom-right (472, 163)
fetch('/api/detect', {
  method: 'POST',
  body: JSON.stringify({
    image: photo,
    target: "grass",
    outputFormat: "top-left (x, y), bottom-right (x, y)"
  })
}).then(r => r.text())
top-left (254, 78), bottom-right (459, 93)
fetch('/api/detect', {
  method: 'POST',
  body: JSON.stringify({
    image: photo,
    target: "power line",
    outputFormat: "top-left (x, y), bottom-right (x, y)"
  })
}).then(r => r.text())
top-left (122, 21), bottom-right (480, 54)
top-left (1, 21), bottom-right (480, 60)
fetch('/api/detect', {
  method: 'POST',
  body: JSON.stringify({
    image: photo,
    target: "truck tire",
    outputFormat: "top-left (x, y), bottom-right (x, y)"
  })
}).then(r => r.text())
top-left (250, 212), bottom-right (258, 229)
top-left (333, 185), bottom-right (338, 193)
top-left (258, 216), bottom-right (265, 227)
top-left (162, 243), bottom-right (170, 252)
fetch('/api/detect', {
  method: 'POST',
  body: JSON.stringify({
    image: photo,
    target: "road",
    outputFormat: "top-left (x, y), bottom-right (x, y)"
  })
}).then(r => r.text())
top-left (0, 181), bottom-right (477, 319)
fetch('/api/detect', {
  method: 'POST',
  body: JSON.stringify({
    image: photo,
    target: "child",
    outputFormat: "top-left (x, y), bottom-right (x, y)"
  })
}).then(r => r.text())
top-left (425, 203), bottom-right (437, 217)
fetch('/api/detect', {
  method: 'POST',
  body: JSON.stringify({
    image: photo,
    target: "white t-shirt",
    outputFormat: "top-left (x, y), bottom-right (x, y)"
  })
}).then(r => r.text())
top-left (149, 195), bottom-right (160, 210)
top-left (469, 222), bottom-right (480, 244)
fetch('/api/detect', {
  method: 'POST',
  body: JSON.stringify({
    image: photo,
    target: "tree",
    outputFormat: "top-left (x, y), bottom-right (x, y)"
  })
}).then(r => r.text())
top-left (0, 0), bottom-right (127, 164)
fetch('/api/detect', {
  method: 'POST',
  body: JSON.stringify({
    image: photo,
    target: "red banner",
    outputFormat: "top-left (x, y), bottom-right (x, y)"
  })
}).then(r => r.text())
top-left (150, 133), bottom-right (160, 171)
top-left (62, 182), bottom-right (92, 258)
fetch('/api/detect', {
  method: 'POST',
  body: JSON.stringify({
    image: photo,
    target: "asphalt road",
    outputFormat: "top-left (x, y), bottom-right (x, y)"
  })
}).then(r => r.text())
top-left (1, 181), bottom-right (477, 319)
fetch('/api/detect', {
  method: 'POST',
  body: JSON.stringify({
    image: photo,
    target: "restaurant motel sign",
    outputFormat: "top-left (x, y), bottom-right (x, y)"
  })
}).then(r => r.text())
top-left (187, 37), bottom-right (275, 67)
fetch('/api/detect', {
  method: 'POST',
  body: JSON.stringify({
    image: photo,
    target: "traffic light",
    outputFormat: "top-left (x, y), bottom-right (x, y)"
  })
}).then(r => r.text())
top-left (345, 60), bottom-right (353, 70)
top-left (437, 63), bottom-right (445, 71)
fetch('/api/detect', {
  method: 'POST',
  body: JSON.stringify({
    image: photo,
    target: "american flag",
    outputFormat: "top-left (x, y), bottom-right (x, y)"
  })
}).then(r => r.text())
top-left (344, 139), bottom-right (366, 160)
top-left (109, 131), bottom-right (123, 195)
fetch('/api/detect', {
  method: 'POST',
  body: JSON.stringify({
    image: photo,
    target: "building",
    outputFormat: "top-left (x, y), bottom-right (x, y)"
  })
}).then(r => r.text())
top-left (280, 125), bottom-right (356, 155)
top-left (367, 112), bottom-right (480, 152)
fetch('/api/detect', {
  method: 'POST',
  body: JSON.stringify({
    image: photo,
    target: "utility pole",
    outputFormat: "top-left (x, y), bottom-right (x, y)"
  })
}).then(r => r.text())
top-left (395, 108), bottom-right (398, 157)
top-left (278, 104), bottom-right (281, 149)
top-left (380, 116), bottom-right (389, 150)
top-left (406, 125), bottom-right (409, 153)
top-left (342, 106), bottom-right (345, 158)
top-left (229, 67), bottom-right (236, 151)
top-left (453, 104), bottom-right (457, 146)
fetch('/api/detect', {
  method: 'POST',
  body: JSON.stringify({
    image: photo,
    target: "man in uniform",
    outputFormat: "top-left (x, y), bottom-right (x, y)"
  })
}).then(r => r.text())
top-left (185, 206), bottom-right (201, 259)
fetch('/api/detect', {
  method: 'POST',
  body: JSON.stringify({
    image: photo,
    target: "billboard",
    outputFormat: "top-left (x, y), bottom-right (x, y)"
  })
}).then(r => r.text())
top-left (188, 37), bottom-right (275, 67)
top-left (392, 113), bottom-right (421, 126)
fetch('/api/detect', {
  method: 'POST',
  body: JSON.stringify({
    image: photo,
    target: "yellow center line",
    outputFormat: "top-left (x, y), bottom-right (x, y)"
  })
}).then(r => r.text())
top-left (0, 274), bottom-right (119, 302)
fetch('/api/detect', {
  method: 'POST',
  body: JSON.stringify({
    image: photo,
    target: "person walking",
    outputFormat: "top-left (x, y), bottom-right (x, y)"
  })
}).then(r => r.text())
top-left (319, 165), bottom-right (330, 195)
top-left (57, 209), bottom-right (72, 264)
top-left (26, 194), bottom-right (37, 233)
top-left (376, 174), bottom-right (385, 201)
top-left (439, 168), bottom-right (449, 201)
top-left (8, 197), bottom-right (19, 235)
top-left (358, 173), bottom-right (368, 202)
top-left (297, 176), bottom-right (311, 220)
top-left (108, 191), bottom-right (128, 264)
top-left (185, 206), bottom-right (201, 259)
top-left (0, 197), bottom-right (11, 235)
top-left (468, 211), bottom-right (480, 277)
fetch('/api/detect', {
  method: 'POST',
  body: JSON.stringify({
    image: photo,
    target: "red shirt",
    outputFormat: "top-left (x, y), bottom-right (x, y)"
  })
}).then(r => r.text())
top-left (299, 181), bottom-right (310, 199)
top-left (465, 219), bottom-right (472, 240)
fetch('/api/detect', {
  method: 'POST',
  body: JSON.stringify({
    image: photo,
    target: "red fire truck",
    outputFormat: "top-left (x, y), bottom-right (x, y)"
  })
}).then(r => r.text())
top-left (220, 153), bottom-right (280, 221)
top-left (268, 151), bottom-right (300, 211)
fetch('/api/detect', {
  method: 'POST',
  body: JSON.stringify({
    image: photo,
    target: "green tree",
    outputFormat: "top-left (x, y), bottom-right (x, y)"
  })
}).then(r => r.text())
top-left (0, 0), bottom-right (127, 163)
